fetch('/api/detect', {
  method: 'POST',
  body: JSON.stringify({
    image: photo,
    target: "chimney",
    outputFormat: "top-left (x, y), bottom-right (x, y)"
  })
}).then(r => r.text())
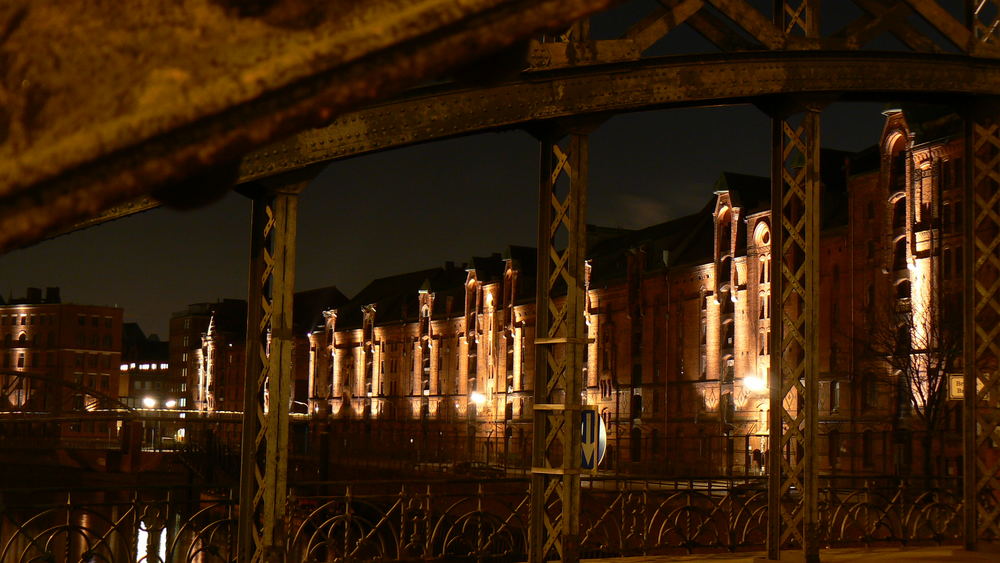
top-left (45, 287), bottom-right (61, 303)
top-left (26, 287), bottom-right (42, 303)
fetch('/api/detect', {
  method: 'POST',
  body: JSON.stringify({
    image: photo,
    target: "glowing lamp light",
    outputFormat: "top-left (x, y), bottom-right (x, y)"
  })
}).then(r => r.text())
top-left (164, 399), bottom-right (177, 409)
top-left (470, 391), bottom-right (485, 406)
top-left (142, 396), bottom-right (157, 409)
top-left (743, 375), bottom-right (768, 393)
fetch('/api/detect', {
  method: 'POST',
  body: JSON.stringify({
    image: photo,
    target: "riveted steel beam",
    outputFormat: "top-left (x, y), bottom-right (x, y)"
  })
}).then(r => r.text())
top-left (765, 6), bottom-right (821, 560)
top-left (238, 179), bottom-right (304, 562)
top-left (529, 123), bottom-right (590, 562)
top-left (963, 101), bottom-right (1000, 548)
top-left (45, 52), bottom-right (1000, 241)
top-left (766, 107), bottom-right (821, 563)
top-left (234, 53), bottom-right (1000, 181)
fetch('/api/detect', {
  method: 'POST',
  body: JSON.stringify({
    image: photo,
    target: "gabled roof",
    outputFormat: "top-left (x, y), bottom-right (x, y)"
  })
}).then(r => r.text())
top-left (587, 199), bottom-right (714, 285)
top-left (715, 172), bottom-right (770, 216)
top-left (898, 104), bottom-right (961, 144)
top-left (294, 285), bottom-right (348, 334)
top-left (335, 265), bottom-right (467, 330)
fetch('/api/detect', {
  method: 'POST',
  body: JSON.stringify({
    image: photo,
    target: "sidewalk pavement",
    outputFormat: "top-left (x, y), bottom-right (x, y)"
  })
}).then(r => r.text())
top-left (581, 546), bottom-right (1000, 562)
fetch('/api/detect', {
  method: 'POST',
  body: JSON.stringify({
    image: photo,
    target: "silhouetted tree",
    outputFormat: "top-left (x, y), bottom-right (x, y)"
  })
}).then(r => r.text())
top-left (861, 289), bottom-right (962, 477)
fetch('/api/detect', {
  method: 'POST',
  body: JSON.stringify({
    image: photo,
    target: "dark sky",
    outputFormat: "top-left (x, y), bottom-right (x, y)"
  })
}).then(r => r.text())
top-left (0, 0), bottom-right (904, 336)
top-left (0, 103), bottom-right (886, 336)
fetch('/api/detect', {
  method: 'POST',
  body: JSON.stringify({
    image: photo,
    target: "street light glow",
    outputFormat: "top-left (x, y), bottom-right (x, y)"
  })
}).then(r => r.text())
top-left (470, 391), bottom-right (485, 406)
top-left (743, 375), bottom-right (768, 393)
top-left (164, 399), bottom-right (177, 409)
top-left (142, 396), bottom-right (157, 409)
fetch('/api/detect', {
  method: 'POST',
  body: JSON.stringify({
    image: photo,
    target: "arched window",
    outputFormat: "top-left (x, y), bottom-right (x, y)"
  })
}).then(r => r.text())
top-left (718, 207), bottom-right (732, 256)
top-left (17, 333), bottom-right (27, 346)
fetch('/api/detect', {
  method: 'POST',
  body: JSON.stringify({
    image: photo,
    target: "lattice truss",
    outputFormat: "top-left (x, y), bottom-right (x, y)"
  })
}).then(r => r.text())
top-left (529, 133), bottom-right (588, 562)
top-left (969, 113), bottom-right (1000, 540)
top-left (525, 0), bottom-right (1000, 65)
top-left (768, 111), bottom-right (821, 555)
top-left (973, 1), bottom-right (1000, 47)
top-left (239, 190), bottom-right (298, 562)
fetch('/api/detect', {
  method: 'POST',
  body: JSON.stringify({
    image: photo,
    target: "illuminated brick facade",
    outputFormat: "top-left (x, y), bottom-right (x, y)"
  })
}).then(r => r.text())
top-left (0, 287), bottom-right (123, 442)
top-left (303, 109), bottom-right (968, 476)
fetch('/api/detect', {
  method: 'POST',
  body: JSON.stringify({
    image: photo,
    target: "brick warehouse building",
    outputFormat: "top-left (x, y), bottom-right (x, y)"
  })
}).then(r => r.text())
top-left (0, 287), bottom-right (123, 446)
top-left (182, 107), bottom-right (966, 476)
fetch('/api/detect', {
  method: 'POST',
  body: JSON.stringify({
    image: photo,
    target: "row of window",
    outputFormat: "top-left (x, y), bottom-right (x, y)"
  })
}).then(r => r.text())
top-left (0, 314), bottom-right (113, 327)
top-left (0, 331), bottom-right (114, 349)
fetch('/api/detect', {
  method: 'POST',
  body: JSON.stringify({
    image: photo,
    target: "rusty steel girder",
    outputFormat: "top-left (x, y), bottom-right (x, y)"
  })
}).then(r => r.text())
top-left (59, 51), bottom-right (1000, 239)
top-left (0, 0), bottom-right (621, 253)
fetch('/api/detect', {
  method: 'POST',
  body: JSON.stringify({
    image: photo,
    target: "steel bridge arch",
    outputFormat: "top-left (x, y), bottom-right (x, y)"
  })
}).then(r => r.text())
top-left (237, 51), bottom-right (1000, 183)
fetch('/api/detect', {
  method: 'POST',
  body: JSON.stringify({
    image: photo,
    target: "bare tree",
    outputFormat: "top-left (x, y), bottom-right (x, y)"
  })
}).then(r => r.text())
top-left (860, 288), bottom-right (962, 477)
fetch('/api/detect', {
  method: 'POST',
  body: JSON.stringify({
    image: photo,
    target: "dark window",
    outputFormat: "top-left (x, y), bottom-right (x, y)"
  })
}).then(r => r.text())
top-left (861, 373), bottom-right (878, 409)
top-left (863, 430), bottom-right (874, 467)
top-left (828, 429), bottom-right (841, 467)
top-left (630, 394), bottom-right (642, 420)
top-left (893, 238), bottom-right (907, 271)
top-left (896, 280), bottom-right (911, 300)
top-left (630, 427), bottom-right (642, 462)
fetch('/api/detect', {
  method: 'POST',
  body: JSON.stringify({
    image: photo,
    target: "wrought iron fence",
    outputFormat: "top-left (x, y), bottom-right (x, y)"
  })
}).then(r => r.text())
top-left (0, 476), bottom-right (964, 562)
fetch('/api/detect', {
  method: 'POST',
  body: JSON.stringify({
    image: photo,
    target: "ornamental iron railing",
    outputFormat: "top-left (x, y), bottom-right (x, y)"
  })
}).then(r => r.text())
top-left (0, 476), bottom-right (965, 562)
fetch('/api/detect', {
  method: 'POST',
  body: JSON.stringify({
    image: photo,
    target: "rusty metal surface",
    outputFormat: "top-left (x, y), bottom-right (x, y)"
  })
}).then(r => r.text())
top-left (529, 129), bottom-right (588, 562)
top-left (238, 186), bottom-right (300, 561)
top-left (236, 52), bottom-right (1000, 180)
top-left (964, 108), bottom-right (1000, 546)
top-left (0, 0), bottom-right (621, 253)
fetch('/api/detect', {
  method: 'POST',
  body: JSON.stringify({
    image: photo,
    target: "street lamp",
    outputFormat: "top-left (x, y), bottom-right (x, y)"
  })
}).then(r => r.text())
top-left (164, 399), bottom-right (177, 409)
top-left (142, 396), bottom-right (157, 409)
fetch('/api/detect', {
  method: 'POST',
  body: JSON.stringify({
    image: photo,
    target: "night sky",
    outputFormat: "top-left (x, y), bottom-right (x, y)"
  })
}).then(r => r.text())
top-left (0, 103), bottom-right (886, 337)
top-left (1, 0), bottom-right (909, 337)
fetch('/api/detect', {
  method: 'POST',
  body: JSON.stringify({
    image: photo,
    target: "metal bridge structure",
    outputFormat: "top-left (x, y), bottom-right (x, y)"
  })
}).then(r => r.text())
top-left (2, 1), bottom-right (1000, 562)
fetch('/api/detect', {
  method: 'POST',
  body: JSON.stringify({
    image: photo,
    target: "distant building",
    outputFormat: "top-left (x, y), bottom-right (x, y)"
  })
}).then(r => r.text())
top-left (187, 288), bottom-right (346, 445)
top-left (169, 299), bottom-right (245, 409)
top-left (0, 287), bottom-right (123, 443)
top-left (120, 323), bottom-right (174, 409)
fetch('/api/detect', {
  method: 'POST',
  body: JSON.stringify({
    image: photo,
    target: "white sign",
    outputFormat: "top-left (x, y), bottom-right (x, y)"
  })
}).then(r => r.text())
top-left (581, 407), bottom-right (607, 471)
